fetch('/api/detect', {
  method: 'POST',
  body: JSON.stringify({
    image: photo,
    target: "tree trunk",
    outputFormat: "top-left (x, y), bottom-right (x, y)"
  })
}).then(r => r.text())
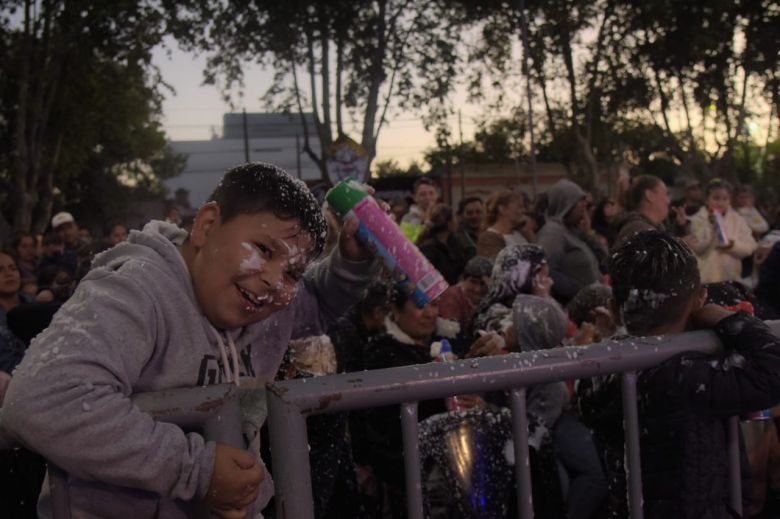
top-left (335, 36), bottom-right (344, 138)
top-left (361, 0), bottom-right (388, 161)
top-left (318, 4), bottom-right (333, 149)
top-left (13, 0), bottom-right (34, 233)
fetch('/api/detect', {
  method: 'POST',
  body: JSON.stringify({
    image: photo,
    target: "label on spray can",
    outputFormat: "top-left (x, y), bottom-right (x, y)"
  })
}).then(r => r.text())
top-left (327, 179), bottom-right (448, 307)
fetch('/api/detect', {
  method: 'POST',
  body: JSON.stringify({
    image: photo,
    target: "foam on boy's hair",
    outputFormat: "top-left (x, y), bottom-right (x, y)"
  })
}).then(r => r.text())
top-left (609, 230), bottom-right (700, 335)
top-left (208, 163), bottom-right (328, 259)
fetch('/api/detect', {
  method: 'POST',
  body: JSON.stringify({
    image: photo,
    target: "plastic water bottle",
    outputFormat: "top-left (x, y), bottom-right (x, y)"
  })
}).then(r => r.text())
top-left (433, 339), bottom-right (465, 411)
top-left (713, 211), bottom-right (729, 245)
top-left (326, 179), bottom-right (449, 307)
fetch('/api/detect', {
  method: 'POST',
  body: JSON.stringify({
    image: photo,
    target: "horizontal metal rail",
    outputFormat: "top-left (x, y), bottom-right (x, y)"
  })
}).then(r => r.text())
top-left (0, 383), bottom-right (241, 519)
top-left (267, 321), bottom-right (780, 519)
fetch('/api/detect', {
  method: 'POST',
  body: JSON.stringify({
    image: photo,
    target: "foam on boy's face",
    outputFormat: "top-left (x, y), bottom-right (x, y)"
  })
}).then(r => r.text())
top-left (190, 209), bottom-right (314, 329)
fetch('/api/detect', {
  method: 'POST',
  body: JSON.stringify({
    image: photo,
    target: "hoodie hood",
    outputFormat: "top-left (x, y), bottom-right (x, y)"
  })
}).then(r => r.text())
top-left (545, 179), bottom-right (586, 222)
top-left (472, 244), bottom-right (547, 331)
top-left (93, 220), bottom-right (192, 298)
top-left (511, 294), bottom-right (568, 351)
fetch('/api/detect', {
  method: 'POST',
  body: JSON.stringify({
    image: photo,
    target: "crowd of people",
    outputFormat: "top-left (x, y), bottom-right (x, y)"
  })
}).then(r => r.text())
top-left (1, 166), bottom-right (780, 519)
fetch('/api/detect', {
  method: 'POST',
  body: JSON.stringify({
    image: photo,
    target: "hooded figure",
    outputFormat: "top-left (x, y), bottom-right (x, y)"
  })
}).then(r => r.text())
top-left (471, 244), bottom-right (547, 334)
top-left (509, 295), bottom-right (570, 433)
top-left (536, 180), bottom-right (601, 304)
top-left (511, 295), bottom-right (609, 519)
top-left (511, 294), bottom-right (569, 353)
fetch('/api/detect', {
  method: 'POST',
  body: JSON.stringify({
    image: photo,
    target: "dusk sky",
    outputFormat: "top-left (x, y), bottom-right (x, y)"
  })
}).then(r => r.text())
top-left (153, 39), bottom-right (480, 168)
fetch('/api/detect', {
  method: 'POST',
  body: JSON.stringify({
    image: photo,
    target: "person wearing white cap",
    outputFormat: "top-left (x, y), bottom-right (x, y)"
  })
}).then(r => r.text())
top-left (50, 211), bottom-right (81, 251)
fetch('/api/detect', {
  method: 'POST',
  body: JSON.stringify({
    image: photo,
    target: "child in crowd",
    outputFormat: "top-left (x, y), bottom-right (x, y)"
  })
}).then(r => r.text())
top-left (507, 294), bottom-right (608, 519)
top-left (579, 229), bottom-right (780, 519)
top-left (689, 178), bottom-right (756, 283)
top-left (2, 163), bottom-right (376, 518)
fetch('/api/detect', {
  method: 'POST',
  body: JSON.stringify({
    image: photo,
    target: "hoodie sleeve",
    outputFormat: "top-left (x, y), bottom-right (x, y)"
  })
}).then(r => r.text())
top-left (289, 247), bottom-right (377, 339)
top-left (536, 225), bottom-right (585, 302)
top-left (644, 314), bottom-right (780, 416)
top-left (727, 211), bottom-right (757, 260)
top-left (2, 266), bottom-right (215, 501)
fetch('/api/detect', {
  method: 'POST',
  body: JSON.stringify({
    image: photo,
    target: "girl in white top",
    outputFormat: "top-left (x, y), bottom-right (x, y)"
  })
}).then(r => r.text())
top-left (690, 179), bottom-right (757, 283)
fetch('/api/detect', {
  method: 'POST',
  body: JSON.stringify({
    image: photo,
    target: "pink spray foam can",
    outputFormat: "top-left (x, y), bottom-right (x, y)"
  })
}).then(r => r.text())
top-left (326, 179), bottom-right (448, 307)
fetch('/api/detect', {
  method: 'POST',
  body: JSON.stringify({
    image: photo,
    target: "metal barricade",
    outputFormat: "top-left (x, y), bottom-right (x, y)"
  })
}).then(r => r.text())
top-left (0, 383), bottom-right (241, 519)
top-left (266, 321), bottom-right (780, 519)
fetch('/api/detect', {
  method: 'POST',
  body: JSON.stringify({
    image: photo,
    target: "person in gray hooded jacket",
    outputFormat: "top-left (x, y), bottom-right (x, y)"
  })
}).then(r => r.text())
top-left (2, 163), bottom-right (376, 518)
top-left (535, 179), bottom-right (602, 304)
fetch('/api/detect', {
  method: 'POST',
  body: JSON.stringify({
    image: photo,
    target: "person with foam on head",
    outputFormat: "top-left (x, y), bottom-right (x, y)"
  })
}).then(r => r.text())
top-left (2, 163), bottom-right (377, 519)
top-left (579, 229), bottom-right (780, 519)
top-left (507, 294), bottom-right (609, 519)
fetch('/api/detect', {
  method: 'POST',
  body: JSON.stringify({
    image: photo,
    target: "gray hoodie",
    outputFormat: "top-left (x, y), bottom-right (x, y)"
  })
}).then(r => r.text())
top-left (2, 221), bottom-right (375, 518)
top-left (536, 180), bottom-right (601, 303)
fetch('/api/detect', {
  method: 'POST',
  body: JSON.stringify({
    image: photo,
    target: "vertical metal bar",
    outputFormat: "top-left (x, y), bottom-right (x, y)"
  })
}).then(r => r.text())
top-left (621, 372), bottom-right (644, 519)
top-left (401, 402), bottom-right (424, 519)
top-left (203, 397), bottom-right (243, 449)
top-left (48, 464), bottom-right (71, 519)
top-left (727, 416), bottom-right (742, 515)
top-left (510, 388), bottom-right (534, 519)
top-left (267, 394), bottom-right (314, 519)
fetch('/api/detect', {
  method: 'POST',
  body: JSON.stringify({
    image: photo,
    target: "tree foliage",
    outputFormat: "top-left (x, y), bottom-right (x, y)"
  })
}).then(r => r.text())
top-left (171, 0), bottom-right (467, 183)
top-left (0, 0), bottom-right (182, 237)
top-left (449, 0), bottom-right (779, 190)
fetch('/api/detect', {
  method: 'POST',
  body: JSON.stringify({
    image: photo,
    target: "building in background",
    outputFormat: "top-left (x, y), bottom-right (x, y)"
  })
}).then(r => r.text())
top-left (165, 112), bottom-right (321, 210)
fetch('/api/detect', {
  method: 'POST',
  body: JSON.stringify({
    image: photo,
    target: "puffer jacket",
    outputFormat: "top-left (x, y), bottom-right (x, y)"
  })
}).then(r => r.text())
top-left (579, 313), bottom-right (780, 519)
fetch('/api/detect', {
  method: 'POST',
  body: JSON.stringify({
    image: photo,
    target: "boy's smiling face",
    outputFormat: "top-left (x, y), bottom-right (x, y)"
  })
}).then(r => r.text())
top-left (187, 204), bottom-right (315, 330)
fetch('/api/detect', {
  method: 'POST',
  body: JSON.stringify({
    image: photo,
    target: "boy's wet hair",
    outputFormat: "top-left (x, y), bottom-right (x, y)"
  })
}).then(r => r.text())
top-left (208, 163), bottom-right (327, 259)
top-left (609, 230), bottom-right (700, 335)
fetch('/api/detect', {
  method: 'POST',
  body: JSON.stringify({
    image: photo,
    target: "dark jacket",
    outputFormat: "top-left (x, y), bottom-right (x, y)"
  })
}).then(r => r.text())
top-left (450, 222), bottom-right (479, 263)
top-left (418, 236), bottom-right (467, 285)
top-left (328, 308), bottom-right (374, 373)
top-left (352, 327), bottom-right (451, 491)
top-left (755, 242), bottom-right (780, 319)
top-left (579, 313), bottom-right (780, 519)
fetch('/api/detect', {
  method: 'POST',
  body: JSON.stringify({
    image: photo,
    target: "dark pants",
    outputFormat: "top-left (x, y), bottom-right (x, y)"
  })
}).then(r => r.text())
top-left (553, 414), bottom-right (608, 519)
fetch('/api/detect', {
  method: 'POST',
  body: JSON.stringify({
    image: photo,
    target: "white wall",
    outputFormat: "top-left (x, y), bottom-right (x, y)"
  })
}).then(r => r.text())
top-left (165, 136), bottom-right (322, 208)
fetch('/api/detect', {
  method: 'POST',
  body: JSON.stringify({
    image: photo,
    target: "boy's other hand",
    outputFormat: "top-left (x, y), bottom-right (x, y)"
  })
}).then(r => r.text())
top-left (691, 304), bottom-right (734, 329)
top-left (339, 216), bottom-right (373, 261)
top-left (467, 332), bottom-right (506, 358)
top-left (205, 443), bottom-right (264, 517)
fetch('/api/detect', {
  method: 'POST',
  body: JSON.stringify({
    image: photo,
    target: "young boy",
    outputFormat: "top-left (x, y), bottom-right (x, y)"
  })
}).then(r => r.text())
top-left (2, 163), bottom-right (376, 518)
top-left (579, 229), bottom-right (780, 518)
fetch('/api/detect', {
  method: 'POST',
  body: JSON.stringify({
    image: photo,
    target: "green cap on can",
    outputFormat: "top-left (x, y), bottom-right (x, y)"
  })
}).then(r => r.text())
top-left (325, 178), bottom-right (370, 217)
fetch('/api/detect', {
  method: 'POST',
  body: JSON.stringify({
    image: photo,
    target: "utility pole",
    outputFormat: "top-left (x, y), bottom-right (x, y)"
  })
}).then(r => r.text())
top-left (296, 135), bottom-right (302, 179)
top-left (458, 110), bottom-right (466, 203)
top-left (517, 0), bottom-right (538, 197)
top-left (242, 108), bottom-right (250, 163)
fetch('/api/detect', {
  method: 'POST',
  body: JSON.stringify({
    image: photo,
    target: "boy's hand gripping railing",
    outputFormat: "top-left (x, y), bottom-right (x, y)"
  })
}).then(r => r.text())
top-left (267, 321), bottom-right (780, 519)
top-left (0, 383), bottom-right (241, 519)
